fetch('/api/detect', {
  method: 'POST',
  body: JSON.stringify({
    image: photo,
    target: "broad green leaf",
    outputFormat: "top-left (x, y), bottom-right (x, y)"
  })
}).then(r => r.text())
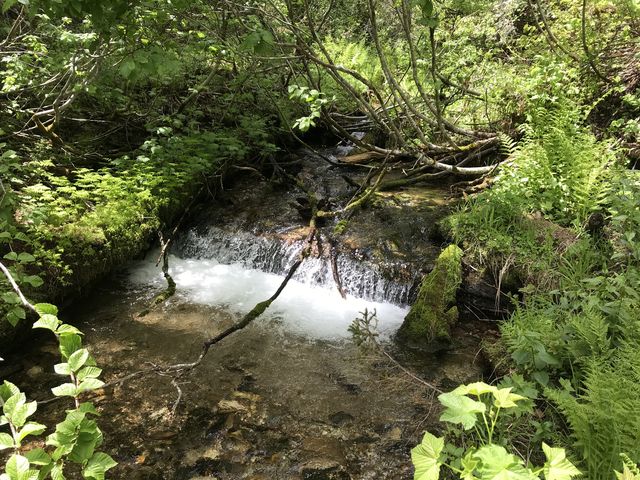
top-left (438, 392), bottom-right (486, 430)
top-left (473, 445), bottom-right (534, 480)
top-left (5, 455), bottom-right (30, 480)
top-left (453, 382), bottom-right (498, 397)
top-left (0, 432), bottom-right (14, 450)
top-left (411, 432), bottom-right (444, 480)
top-left (4, 393), bottom-right (36, 428)
top-left (77, 379), bottom-right (104, 393)
top-left (34, 304), bottom-right (58, 316)
top-left (24, 448), bottom-right (51, 466)
top-left (21, 275), bottom-right (43, 288)
top-left (492, 388), bottom-right (526, 409)
top-left (53, 363), bottom-right (71, 376)
top-left (55, 324), bottom-right (83, 336)
top-left (77, 367), bottom-right (102, 381)
top-left (0, 381), bottom-right (20, 402)
top-left (67, 349), bottom-right (89, 372)
top-left (77, 403), bottom-right (99, 415)
top-left (460, 450), bottom-right (480, 480)
top-left (542, 443), bottom-right (581, 480)
top-left (50, 463), bottom-right (66, 480)
top-left (83, 452), bottom-right (117, 480)
top-left (58, 334), bottom-right (82, 359)
top-left (17, 253), bottom-right (35, 263)
top-left (51, 383), bottom-right (78, 398)
top-left (33, 314), bottom-right (60, 333)
top-left (17, 422), bottom-right (46, 443)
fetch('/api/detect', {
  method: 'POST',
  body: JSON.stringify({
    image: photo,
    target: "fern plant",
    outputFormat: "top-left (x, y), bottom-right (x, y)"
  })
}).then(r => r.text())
top-left (546, 344), bottom-right (640, 480)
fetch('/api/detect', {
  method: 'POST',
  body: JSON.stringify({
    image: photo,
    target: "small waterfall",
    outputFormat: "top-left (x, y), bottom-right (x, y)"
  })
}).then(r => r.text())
top-left (174, 226), bottom-right (416, 306)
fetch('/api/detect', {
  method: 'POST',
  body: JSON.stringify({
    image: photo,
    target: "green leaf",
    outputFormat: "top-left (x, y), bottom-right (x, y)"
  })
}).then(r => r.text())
top-left (473, 445), bottom-right (534, 480)
top-left (0, 432), bottom-right (14, 450)
top-left (77, 403), bottom-right (99, 416)
top-left (53, 363), bottom-right (71, 376)
top-left (492, 388), bottom-right (526, 409)
top-left (77, 366), bottom-right (102, 381)
top-left (454, 382), bottom-right (498, 397)
top-left (411, 431), bottom-right (444, 480)
top-left (3, 393), bottom-right (36, 428)
top-left (460, 450), bottom-right (481, 480)
top-left (50, 463), bottom-right (65, 480)
top-left (2, 0), bottom-right (19, 14)
top-left (119, 58), bottom-right (136, 78)
top-left (616, 464), bottom-right (640, 480)
top-left (438, 392), bottom-right (486, 430)
top-left (55, 324), bottom-right (83, 336)
top-left (542, 443), bottom-right (581, 480)
top-left (2, 292), bottom-right (20, 305)
top-left (5, 455), bottom-right (30, 480)
top-left (17, 422), bottom-right (46, 443)
top-left (32, 314), bottom-right (60, 333)
top-left (0, 381), bottom-right (20, 402)
top-left (34, 304), bottom-right (58, 316)
top-left (83, 452), bottom-right (117, 480)
top-left (24, 448), bottom-right (51, 466)
top-left (3, 252), bottom-right (18, 261)
top-left (17, 253), bottom-right (35, 263)
top-left (77, 379), bottom-right (104, 393)
top-left (51, 384), bottom-right (78, 398)
top-left (58, 334), bottom-right (82, 359)
top-left (67, 349), bottom-right (89, 372)
top-left (22, 275), bottom-right (43, 288)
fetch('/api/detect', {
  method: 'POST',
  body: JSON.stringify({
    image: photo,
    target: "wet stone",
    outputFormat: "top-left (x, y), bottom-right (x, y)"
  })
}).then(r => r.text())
top-left (328, 411), bottom-right (354, 426)
top-left (301, 464), bottom-right (351, 480)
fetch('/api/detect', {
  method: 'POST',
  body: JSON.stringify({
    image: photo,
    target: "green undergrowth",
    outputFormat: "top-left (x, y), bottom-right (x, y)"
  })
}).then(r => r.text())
top-left (0, 126), bottom-right (274, 344)
top-left (443, 103), bottom-right (640, 478)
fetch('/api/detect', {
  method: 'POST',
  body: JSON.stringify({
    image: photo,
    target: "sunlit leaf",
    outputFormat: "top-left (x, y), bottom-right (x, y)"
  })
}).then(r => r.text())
top-left (411, 432), bottom-right (444, 480)
top-left (438, 392), bottom-right (486, 429)
top-left (542, 443), bottom-right (581, 480)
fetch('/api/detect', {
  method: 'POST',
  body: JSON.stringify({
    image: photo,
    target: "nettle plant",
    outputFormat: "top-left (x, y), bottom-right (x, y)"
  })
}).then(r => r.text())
top-left (0, 303), bottom-right (116, 480)
top-left (411, 381), bottom-right (581, 480)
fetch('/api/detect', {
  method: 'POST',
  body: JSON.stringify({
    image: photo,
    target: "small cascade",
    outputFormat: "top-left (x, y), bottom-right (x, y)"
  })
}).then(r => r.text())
top-left (174, 226), bottom-right (417, 306)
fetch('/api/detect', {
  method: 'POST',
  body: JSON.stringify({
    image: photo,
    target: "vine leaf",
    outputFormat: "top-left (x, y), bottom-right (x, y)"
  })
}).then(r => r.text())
top-left (542, 443), bottom-right (581, 480)
top-left (438, 392), bottom-right (486, 429)
top-left (411, 432), bottom-right (443, 480)
top-left (492, 388), bottom-right (526, 409)
top-left (473, 445), bottom-right (535, 480)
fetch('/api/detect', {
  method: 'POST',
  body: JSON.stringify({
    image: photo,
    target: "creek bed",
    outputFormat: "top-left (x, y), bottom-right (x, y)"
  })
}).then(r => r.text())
top-left (4, 251), bottom-right (490, 479)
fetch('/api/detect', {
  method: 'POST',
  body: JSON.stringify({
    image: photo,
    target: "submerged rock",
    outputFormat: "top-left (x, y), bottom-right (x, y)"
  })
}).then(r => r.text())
top-left (397, 244), bottom-right (463, 350)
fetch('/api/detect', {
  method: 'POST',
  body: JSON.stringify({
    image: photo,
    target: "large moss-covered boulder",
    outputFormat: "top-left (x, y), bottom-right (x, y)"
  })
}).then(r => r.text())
top-left (398, 244), bottom-right (463, 348)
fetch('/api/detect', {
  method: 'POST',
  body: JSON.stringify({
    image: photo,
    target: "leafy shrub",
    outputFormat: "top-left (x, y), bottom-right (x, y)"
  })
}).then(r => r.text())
top-left (411, 381), bottom-right (581, 480)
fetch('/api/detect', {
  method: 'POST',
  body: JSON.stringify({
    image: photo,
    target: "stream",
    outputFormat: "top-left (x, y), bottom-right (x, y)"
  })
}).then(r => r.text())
top-left (3, 148), bottom-right (493, 479)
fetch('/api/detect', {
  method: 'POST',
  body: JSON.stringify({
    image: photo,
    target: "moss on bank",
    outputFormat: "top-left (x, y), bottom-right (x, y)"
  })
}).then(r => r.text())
top-left (1, 129), bottom-right (274, 351)
top-left (397, 244), bottom-right (463, 348)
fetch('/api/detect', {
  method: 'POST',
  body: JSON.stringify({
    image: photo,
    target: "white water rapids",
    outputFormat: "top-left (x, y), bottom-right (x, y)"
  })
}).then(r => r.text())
top-left (128, 252), bottom-right (408, 341)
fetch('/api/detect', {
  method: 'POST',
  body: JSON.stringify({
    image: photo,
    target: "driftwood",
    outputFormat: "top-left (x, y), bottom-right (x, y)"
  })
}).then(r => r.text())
top-left (338, 151), bottom-right (386, 164)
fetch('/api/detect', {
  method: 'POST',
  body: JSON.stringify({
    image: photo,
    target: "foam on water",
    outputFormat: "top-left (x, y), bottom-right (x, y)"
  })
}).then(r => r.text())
top-left (128, 253), bottom-right (408, 341)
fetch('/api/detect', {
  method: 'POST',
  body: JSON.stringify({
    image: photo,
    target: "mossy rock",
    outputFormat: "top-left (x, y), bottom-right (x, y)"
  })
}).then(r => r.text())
top-left (397, 244), bottom-right (463, 349)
